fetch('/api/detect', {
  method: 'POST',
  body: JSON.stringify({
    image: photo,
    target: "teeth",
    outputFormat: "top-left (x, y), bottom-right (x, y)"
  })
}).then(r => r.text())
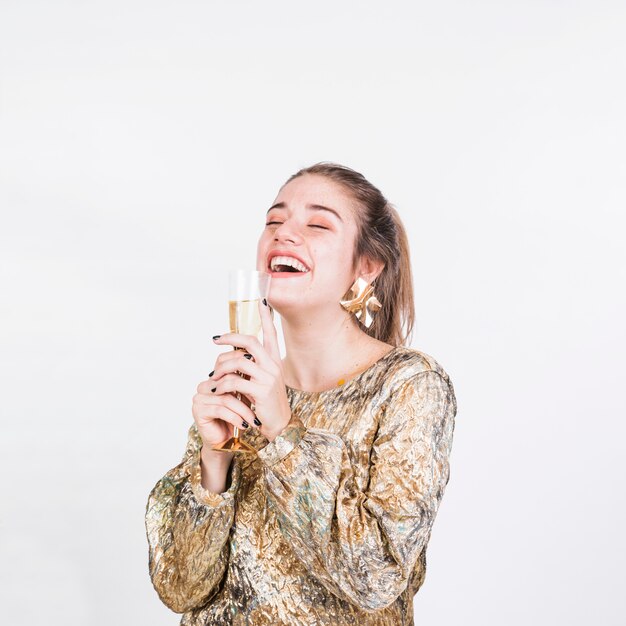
top-left (270, 255), bottom-right (310, 273)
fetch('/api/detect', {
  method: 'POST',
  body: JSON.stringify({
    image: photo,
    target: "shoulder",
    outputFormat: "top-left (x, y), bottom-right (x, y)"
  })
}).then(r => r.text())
top-left (379, 346), bottom-right (454, 397)
top-left (386, 346), bottom-right (451, 381)
top-left (373, 348), bottom-right (457, 427)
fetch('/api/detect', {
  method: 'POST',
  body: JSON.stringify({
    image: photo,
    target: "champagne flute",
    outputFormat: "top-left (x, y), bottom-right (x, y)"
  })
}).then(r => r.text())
top-left (212, 269), bottom-right (272, 454)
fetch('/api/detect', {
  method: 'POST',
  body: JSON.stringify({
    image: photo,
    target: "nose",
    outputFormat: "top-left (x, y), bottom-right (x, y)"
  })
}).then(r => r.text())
top-left (273, 218), bottom-right (303, 244)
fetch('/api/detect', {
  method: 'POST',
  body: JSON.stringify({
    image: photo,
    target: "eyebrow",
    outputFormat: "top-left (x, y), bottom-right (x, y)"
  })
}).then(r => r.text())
top-left (266, 202), bottom-right (344, 222)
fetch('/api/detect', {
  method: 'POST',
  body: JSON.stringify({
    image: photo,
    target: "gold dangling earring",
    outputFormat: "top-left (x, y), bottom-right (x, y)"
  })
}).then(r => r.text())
top-left (340, 277), bottom-right (382, 328)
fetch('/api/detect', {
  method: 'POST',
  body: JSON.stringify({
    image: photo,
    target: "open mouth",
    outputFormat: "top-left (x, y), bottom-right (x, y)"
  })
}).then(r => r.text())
top-left (268, 255), bottom-right (310, 275)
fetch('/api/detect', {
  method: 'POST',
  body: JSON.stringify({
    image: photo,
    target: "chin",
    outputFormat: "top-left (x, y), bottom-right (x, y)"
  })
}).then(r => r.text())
top-left (266, 292), bottom-right (293, 312)
top-left (267, 288), bottom-right (307, 314)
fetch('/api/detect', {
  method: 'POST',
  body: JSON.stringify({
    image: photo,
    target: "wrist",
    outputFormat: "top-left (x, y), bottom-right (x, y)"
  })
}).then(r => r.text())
top-left (264, 415), bottom-right (292, 443)
top-left (201, 444), bottom-right (234, 467)
top-left (199, 445), bottom-right (234, 494)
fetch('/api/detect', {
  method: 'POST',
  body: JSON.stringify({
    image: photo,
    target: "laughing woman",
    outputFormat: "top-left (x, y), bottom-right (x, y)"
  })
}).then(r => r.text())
top-left (145, 163), bottom-right (457, 626)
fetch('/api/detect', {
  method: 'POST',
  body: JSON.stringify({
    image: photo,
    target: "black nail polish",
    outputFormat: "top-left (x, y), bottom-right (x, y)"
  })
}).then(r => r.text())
top-left (254, 417), bottom-right (262, 426)
top-left (263, 298), bottom-right (267, 306)
top-left (241, 420), bottom-right (249, 428)
top-left (244, 353), bottom-right (253, 359)
top-left (211, 387), bottom-right (216, 392)
top-left (212, 335), bottom-right (221, 340)
top-left (209, 370), bottom-right (214, 377)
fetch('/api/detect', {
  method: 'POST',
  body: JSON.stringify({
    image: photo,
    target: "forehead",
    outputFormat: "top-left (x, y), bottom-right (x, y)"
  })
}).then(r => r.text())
top-left (273, 174), bottom-right (358, 220)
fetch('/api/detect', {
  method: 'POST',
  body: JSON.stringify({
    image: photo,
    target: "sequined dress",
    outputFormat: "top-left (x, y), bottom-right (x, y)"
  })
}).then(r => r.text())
top-left (145, 346), bottom-right (457, 625)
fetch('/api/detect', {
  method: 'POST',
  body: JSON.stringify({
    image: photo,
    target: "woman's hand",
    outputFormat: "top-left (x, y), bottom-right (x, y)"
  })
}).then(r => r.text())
top-left (208, 298), bottom-right (292, 443)
top-left (192, 371), bottom-right (258, 448)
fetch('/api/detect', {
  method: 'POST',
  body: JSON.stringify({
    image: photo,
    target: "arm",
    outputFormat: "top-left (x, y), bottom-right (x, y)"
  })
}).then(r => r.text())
top-left (257, 370), bottom-right (456, 612)
top-left (145, 424), bottom-right (241, 613)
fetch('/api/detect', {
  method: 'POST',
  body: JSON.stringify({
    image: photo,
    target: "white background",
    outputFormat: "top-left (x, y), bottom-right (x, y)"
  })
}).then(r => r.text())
top-left (1, 1), bottom-right (624, 624)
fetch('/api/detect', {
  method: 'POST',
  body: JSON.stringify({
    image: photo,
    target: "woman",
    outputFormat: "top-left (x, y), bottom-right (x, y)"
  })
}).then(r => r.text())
top-left (145, 162), bottom-right (457, 625)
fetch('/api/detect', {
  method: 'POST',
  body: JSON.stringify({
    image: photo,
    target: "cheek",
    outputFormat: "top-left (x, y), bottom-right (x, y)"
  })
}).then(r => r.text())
top-left (317, 245), bottom-right (354, 281)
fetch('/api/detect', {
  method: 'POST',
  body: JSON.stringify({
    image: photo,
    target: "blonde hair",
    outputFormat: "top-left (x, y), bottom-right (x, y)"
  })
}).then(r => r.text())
top-left (284, 162), bottom-right (415, 347)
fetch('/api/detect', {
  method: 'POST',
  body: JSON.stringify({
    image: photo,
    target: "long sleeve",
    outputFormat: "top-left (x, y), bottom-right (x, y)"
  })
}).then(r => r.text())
top-left (145, 424), bottom-right (241, 613)
top-left (257, 369), bottom-right (456, 613)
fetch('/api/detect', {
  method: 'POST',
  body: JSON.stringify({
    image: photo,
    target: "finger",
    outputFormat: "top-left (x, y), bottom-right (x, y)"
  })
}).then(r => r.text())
top-left (210, 374), bottom-right (259, 404)
top-left (196, 402), bottom-right (254, 430)
top-left (193, 392), bottom-right (256, 426)
top-left (213, 333), bottom-right (271, 369)
top-left (197, 350), bottom-right (257, 392)
top-left (196, 350), bottom-right (252, 393)
top-left (212, 349), bottom-right (248, 370)
top-left (210, 353), bottom-right (268, 384)
top-left (258, 298), bottom-right (281, 363)
top-left (203, 349), bottom-right (245, 386)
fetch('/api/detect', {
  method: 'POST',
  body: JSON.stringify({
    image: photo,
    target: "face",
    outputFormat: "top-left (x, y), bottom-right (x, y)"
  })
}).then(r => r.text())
top-left (256, 174), bottom-right (361, 315)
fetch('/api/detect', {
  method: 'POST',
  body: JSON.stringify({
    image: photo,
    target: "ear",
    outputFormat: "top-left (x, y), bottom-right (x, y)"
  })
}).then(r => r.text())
top-left (356, 256), bottom-right (385, 285)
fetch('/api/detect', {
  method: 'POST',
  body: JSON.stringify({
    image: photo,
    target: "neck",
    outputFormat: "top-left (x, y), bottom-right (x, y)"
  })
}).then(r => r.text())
top-left (278, 306), bottom-right (390, 392)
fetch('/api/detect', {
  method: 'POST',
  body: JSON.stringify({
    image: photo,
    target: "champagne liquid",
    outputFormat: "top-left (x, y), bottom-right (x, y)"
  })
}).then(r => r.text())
top-left (228, 299), bottom-right (261, 413)
top-left (229, 299), bottom-right (262, 336)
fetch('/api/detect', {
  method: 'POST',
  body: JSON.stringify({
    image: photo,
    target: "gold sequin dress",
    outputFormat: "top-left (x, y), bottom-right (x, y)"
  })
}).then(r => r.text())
top-left (145, 346), bottom-right (457, 625)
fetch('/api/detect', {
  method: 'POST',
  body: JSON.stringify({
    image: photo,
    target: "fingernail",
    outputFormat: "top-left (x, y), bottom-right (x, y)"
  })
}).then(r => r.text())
top-left (211, 387), bottom-right (216, 393)
top-left (254, 417), bottom-right (262, 426)
top-left (241, 420), bottom-right (249, 428)
top-left (263, 298), bottom-right (267, 306)
top-left (244, 353), bottom-right (253, 359)
top-left (212, 335), bottom-right (221, 340)
top-left (208, 370), bottom-right (214, 377)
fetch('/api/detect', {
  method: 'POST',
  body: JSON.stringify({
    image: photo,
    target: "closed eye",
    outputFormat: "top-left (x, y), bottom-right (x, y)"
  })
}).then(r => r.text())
top-left (265, 221), bottom-right (328, 230)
